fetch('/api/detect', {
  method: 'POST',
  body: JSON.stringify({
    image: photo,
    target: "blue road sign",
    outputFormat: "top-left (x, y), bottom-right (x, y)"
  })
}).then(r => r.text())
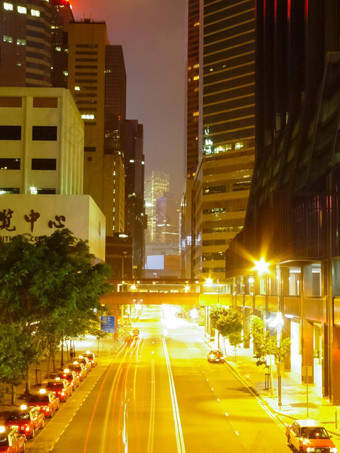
top-left (100, 315), bottom-right (115, 333)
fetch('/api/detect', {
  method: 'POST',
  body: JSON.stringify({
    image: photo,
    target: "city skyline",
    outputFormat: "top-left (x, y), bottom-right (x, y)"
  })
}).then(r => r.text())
top-left (71, 0), bottom-right (187, 198)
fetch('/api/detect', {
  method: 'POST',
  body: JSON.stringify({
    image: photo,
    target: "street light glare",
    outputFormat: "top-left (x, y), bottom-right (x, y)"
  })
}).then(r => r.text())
top-left (253, 257), bottom-right (270, 276)
top-left (204, 277), bottom-right (213, 287)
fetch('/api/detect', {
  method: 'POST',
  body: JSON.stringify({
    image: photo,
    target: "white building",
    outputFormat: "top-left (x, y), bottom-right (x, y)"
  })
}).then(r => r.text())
top-left (0, 88), bottom-right (105, 261)
top-left (0, 87), bottom-right (83, 195)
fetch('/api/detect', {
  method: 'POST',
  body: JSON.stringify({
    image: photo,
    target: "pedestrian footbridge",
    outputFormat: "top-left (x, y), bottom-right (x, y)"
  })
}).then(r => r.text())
top-left (100, 278), bottom-right (230, 308)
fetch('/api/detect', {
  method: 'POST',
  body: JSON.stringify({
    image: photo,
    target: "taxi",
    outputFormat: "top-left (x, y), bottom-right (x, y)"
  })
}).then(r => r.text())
top-left (27, 389), bottom-right (60, 418)
top-left (50, 369), bottom-right (80, 391)
top-left (68, 361), bottom-right (87, 381)
top-left (4, 405), bottom-right (44, 439)
top-left (82, 351), bottom-right (97, 367)
top-left (76, 356), bottom-right (92, 372)
top-left (207, 349), bottom-right (225, 363)
top-left (43, 378), bottom-right (72, 402)
top-left (286, 419), bottom-right (338, 452)
top-left (0, 426), bottom-right (26, 452)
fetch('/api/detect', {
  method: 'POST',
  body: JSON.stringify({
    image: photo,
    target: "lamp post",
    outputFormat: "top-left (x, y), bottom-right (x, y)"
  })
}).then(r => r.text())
top-left (269, 311), bottom-right (284, 407)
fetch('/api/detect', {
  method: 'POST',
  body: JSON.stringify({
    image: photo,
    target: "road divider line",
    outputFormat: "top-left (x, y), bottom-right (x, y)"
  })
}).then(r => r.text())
top-left (162, 337), bottom-right (186, 453)
top-left (147, 358), bottom-right (156, 453)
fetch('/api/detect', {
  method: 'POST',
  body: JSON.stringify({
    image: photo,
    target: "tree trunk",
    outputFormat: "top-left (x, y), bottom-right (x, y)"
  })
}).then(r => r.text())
top-left (25, 366), bottom-right (31, 396)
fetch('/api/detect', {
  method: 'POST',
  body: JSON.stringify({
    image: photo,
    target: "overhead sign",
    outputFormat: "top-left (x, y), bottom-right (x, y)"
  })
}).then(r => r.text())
top-left (100, 316), bottom-right (115, 333)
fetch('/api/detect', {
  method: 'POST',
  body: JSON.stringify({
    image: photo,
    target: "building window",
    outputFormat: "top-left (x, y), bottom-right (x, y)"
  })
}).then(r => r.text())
top-left (16, 38), bottom-right (26, 45)
top-left (0, 97), bottom-right (22, 107)
top-left (0, 126), bottom-right (21, 140)
top-left (3, 35), bottom-right (13, 43)
top-left (0, 158), bottom-right (20, 169)
top-left (31, 159), bottom-right (56, 170)
top-left (3, 2), bottom-right (13, 10)
top-left (81, 114), bottom-right (95, 120)
top-left (32, 126), bottom-right (57, 141)
top-left (33, 97), bottom-right (58, 108)
top-left (36, 188), bottom-right (56, 194)
top-left (31, 8), bottom-right (40, 16)
top-left (84, 147), bottom-right (96, 152)
top-left (0, 187), bottom-right (19, 194)
top-left (17, 5), bottom-right (26, 13)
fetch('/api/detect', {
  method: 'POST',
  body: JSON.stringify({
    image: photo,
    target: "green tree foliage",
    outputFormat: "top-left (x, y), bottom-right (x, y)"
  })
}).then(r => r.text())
top-left (0, 229), bottom-right (111, 386)
top-left (250, 315), bottom-right (290, 366)
top-left (210, 305), bottom-right (243, 348)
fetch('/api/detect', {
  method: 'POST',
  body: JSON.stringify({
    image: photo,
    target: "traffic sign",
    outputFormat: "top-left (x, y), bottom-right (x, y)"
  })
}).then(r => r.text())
top-left (100, 315), bottom-right (115, 333)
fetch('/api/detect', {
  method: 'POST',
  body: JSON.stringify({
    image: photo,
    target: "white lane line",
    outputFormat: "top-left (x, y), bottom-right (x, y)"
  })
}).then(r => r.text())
top-left (147, 358), bottom-right (156, 453)
top-left (162, 337), bottom-right (186, 453)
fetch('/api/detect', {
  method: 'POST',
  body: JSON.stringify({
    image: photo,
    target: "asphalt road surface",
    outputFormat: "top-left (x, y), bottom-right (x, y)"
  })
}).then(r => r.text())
top-left (29, 305), bottom-right (292, 453)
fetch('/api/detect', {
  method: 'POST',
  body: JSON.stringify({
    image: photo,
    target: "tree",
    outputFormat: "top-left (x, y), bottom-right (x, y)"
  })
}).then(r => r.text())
top-left (0, 324), bottom-right (39, 404)
top-left (210, 305), bottom-right (243, 351)
top-left (250, 316), bottom-right (290, 366)
top-left (0, 229), bottom-right (111, 390)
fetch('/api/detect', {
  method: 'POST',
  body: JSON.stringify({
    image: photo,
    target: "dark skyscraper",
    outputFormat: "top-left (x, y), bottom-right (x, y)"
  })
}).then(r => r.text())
top-left (0, 0), bottom-right (53, 86)
top-left (186, 0), bottom-right (200, 178)
top-left (123, 119), bottom-right (145, 278)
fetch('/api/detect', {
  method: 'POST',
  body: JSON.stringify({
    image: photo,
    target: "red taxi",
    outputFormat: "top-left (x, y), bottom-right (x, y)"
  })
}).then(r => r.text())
top-left (50, 369), bottom-right (80, 391)
top-left (0, 426), bottom-right (26, 452)
top-left (68, 361), bottom-right (87, 381)
top-left (27, 389), bottom-right (60, 418)
top-left (82, 351), bottom-right (97, 367)
top-left (286, 419), bottom-right (338, 452)
top-left (43, 378), bottom-right (72, 402)
top-left (76, 356), bottom-right (92, 373)
top-left (5, 405), bottom-right (44, 439)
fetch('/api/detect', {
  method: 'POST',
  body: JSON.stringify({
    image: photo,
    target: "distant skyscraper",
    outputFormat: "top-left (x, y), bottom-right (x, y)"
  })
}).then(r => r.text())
top-left (145, 170), bottom-right (169, 243)
top-left (156, 192), bottom-right (180, 252)
top-left (50, 0), bottom-right (74, 88)
top-left (0, 0), bottom-right (53, 86)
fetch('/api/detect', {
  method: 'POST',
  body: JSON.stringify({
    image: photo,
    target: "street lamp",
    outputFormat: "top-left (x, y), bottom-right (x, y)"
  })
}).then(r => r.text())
top-left (268, 311), bottom-right (284, 407)
top-left (253, 257), bottom-right (270, 315)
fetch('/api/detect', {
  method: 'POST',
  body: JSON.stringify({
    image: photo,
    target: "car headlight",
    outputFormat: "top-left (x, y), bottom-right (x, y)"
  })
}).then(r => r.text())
top-left (306, 448), bottom-right (315, 453)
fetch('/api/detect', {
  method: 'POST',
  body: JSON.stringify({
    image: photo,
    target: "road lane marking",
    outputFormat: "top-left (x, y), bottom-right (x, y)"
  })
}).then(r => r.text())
top-left (162, 337), bottom-right (186, 453)
top-left (147, 358), bottom-right (156, 453)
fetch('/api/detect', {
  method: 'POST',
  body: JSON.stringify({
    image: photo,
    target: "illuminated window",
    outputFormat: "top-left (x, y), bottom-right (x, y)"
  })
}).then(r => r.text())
top-left (17, 5), bottom-right (26, 13)
top-left (3, 35), bottom-right (13, 43)
top-left (63, 71), bottom-right (68, 76)
top-left (55, 46), bottom-right (61, 52)
top-left (188, 66), bottom-right (192, 70)
top-left (235, 142), bottom-right (243, 150)
top-left (129, 159), bottom-right (134, 163)
top-left (31, 9), bottom-right (40, 16)
top-left (17, 38), bottom-right (26, 45)
top-left (3, 2), bottom-right (13, 10)
top-left (209, 68), bottom-right (213, 72)
top-left (193, 64), bottom-right (199, 69)
top-left (81, 114), bottom-right (95, 120)
top-left (194, 22), bottom-right (199, 27)
top-left (193, 75), bottom-right (199, 81)
top-left (74, 86), bottom-right (80, 91)
top-left (193, 112), bottom-right (199, 117)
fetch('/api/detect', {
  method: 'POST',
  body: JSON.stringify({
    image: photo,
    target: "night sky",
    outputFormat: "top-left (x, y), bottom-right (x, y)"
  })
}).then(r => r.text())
top-left (71, 0), bottom-right (187, 198)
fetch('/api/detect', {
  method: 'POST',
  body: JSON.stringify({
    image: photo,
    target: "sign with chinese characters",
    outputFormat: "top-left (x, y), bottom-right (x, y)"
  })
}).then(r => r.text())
top-left (100, 316), bottom-right (115, 333)
top-left (0, 195), bottom-right (106, 262)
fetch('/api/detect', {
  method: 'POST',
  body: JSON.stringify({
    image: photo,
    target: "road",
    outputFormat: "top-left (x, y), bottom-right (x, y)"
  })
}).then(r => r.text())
top-left (29, 305), bottom-right (291, 452)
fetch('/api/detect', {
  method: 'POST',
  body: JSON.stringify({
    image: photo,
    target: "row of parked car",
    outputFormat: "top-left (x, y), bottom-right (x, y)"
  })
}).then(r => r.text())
top-left (0, 351), bottom-right (97, 452)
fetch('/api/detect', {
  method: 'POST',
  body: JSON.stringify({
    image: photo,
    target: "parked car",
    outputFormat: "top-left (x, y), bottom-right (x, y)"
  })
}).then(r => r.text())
top-left (0, 426), bottom-right (26, 452)
top-left (27, 389), bottom-right (60, 418)
top-left (51, 369), bottom-right (80, 391)
top-left (43, 378), bottom-right (72, 402)
top-left (76, 356), bottom-right (92, 372)
top-left (207, 349), bottom-right (225, 363)
top-left (286, 419), bottom-right (338, 452)
top-left (4, 405), bottom-right (44, 439)
top-left (68, 361), bottom-right (87, 381)
top-left (82, 351), bottom-right (97, 367)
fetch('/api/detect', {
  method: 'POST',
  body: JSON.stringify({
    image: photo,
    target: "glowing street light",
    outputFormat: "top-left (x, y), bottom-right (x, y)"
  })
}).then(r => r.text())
top-left (253, 257), bottom-right (270, 276)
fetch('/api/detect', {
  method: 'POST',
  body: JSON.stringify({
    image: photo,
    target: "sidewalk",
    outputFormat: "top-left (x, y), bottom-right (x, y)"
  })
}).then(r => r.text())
top-left (216, 340), bottom-right (340, 437)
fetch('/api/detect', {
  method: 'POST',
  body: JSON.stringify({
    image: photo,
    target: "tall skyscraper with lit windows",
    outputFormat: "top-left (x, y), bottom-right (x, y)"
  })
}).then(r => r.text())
top-left (182, 0), bottom-right (256, 281)
top-left (0, 0), bottom-right (54, 86)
